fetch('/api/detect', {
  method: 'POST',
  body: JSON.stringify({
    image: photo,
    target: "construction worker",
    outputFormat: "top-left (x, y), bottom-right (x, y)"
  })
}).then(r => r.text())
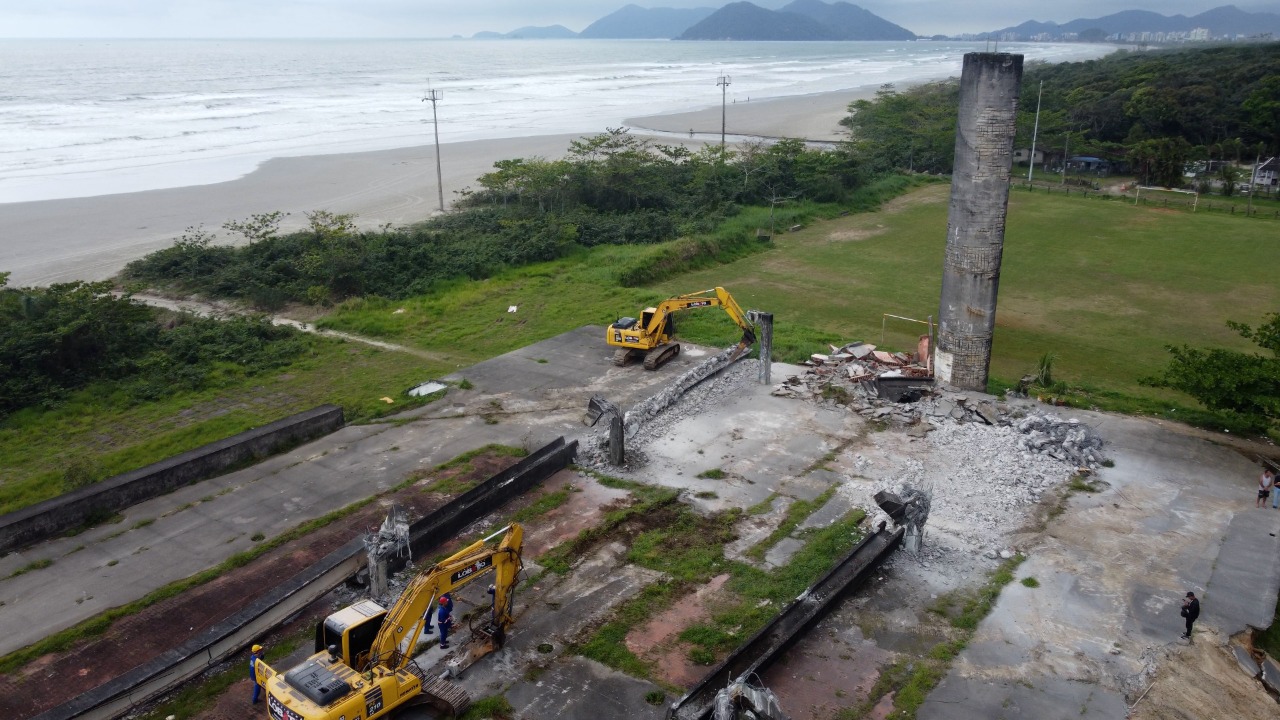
top-left (249, 644), bottom-right (266, 704)
top-left (437, 594), bottom-right (454, 649)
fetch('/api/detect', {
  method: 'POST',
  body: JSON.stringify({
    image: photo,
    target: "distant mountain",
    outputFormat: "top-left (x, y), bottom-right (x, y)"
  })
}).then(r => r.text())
top-left (986, 4), bottom-right (1280, 38)
top-left (580, 4), bottom-right (717, 39)
top-left (781, 0), bottom-right (915, 40)
top-left (678, 0), bottom-right (916, 41)
top-left (503, 25), bottom-right (579, 39)
top-left (678, 1), bottom-right (853, 40)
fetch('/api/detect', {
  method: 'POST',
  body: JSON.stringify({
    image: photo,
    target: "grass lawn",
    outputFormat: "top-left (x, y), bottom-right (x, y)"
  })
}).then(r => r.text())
top-left (659, 183), bottom-right (1280, 403)
top-left (0, 338), bottom-right (451, 514)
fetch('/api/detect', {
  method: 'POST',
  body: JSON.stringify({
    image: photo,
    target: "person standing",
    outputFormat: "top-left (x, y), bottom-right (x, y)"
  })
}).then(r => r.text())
top-left (249, 644), bottom-right (266, 704)
top-left (437, 593), bottom-right (454, 649)
top-left (1180, 592), bottom-right (1200, 640)
top-left (1259, 468), bottom-right (1274, 508)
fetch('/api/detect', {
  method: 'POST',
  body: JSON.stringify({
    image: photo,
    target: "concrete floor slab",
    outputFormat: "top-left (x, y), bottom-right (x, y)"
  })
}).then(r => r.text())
top-left (0, 326), bottom-right (716, 657)
top-left (504, 657), bottom-right (668, 720)
top-left (918, 676), bottom-right (1128, 720)
top-left (918, 409), bottom-right (1280, 718)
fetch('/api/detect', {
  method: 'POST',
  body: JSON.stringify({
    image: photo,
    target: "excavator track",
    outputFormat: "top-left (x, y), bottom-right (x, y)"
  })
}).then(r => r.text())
top-left (416, 675), bottom-right (472, 716)
top-left (643, 343), bottom-right (680, 370)
top-left (613, 347), bottom-right (639, 367)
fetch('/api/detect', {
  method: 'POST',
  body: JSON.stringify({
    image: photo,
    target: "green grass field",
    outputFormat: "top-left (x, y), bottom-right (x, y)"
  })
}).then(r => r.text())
top-left (4, 181), bottom-right (1277, 513)
top-left (0, 339), bottom-right (451, 514)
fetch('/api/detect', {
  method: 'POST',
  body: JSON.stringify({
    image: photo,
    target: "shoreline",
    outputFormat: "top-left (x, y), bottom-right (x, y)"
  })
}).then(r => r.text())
top-left (0, 87), bottom-right (867, 287)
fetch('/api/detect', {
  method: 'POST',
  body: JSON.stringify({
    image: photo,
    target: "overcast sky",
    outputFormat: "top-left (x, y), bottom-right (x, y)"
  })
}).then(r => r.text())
top-left (0, 1), bottom-right (1269, 39)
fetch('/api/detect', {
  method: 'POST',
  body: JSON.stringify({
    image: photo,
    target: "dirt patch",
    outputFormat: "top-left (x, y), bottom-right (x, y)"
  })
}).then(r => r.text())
top-left (1128, 629), bottom-right (1278, 720)
top-left (827, 227), bottom-right (888, 243)
top-left (760, 623), bottom-right (895, 720)
top-left (626, 573), bottom-right (733, 687)
top-left (0, 451), bottom-right (520, 718)
top-left (880, 184), bottom-right (948, 212)
top-left (523, 476), bottom-right (631, 558)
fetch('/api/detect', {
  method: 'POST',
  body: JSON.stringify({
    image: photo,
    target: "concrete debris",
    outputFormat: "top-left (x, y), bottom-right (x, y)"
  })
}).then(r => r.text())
top-left (774, 337), bottom-right (1109, 470)
top-left (577, 354), bottom-right (761, 471)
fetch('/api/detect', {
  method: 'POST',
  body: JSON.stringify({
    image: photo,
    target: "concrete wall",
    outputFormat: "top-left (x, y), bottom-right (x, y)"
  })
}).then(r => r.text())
top-left (0, 405), bottom-right (344, 555)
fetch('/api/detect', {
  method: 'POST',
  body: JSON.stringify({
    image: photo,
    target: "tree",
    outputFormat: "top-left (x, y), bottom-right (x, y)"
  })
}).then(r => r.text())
top-left (1143, 312), bottom-right (1280, 430)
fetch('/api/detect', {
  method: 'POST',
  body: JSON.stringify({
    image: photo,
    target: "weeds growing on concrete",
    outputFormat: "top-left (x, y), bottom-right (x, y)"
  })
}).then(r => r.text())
top-left (696, 468), bottom-right (726, 479)
top-left (6, 558), bottom-right (53, 579)
top-left (847, 554), bottom-right (1026, 719)
top-left (745, 486), bottom-right (837, 561)
top-left (510, 488), bottom-right (572, 522)
top-left (459, 695), bottom-right (514, 720)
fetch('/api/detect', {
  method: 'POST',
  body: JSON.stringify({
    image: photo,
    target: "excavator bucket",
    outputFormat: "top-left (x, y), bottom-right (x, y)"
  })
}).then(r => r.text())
top-left (583, 394), bottom-right (619, 427)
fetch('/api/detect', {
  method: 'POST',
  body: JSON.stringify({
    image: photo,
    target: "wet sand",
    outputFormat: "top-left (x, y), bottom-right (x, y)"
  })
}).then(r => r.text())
top-left (0, 89), bottom-right (873, 287)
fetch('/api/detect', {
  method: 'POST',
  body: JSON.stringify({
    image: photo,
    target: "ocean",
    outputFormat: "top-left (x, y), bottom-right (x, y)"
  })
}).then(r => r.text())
top-left (0, 39), bottom-right (1110, 204)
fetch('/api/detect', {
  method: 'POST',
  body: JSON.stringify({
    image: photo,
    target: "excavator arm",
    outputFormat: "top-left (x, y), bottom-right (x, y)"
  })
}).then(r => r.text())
top-left (370, 523), bottom-right (523, 671)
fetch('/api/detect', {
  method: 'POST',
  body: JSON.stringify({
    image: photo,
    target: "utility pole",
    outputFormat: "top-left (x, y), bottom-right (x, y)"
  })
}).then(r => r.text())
top-left (1061, 131), bottom-right (1069, 185)
top-left (717, 75), bottom-right (731, 149)
top-left (422, 88), bottom-right (445, 213)
top-left (1247, 153), bottom-right (1260, 217)
top-left (1027, 80), bottom-right (1042, 183)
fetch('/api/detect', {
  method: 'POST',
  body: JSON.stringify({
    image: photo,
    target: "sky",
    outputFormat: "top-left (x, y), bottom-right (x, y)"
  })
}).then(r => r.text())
top-left (0, 1), bottom-right (1270, 39)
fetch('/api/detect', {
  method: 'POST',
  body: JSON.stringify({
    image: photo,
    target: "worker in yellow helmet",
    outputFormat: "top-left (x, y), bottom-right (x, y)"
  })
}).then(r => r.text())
top-left (250, 644), bottom-right (266, 704)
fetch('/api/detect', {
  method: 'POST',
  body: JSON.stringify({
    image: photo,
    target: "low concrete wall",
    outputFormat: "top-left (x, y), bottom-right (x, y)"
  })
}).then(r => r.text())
top-left (33, 436), bottom-right (577, 720)
top-left (0, 405), bottom-right (344, 555)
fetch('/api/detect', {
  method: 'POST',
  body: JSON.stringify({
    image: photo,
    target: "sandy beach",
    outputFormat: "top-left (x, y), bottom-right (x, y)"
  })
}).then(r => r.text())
top-left (0, 89), bottom-right (867, 287)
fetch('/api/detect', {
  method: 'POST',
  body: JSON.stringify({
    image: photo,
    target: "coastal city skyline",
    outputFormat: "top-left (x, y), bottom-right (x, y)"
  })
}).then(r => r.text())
top-left (1, 0), bottom-right (1272, 39)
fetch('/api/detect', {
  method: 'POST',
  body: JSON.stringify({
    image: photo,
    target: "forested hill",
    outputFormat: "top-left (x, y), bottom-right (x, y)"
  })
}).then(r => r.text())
top-left (579, 4), bottom-right (716, 39)
top-left (678, 0), bottom-right (915, 41)
top-left (841, 44), bottom-right (1280, 187)
top-left (988, 5), bottom-right (1280, 39)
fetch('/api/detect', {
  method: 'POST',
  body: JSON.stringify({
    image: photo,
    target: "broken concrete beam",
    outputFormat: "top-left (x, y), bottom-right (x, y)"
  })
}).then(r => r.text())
top-left (872, 351), bottom-right (901, 365)
top-left (1230, 642), bottom-right (1260, 677)
top-left (810, 354), bottom-right (829, 364)
top-left (851, 344), bottom-right (875, 359)
top-left (1261, 654), bottom-right (1280, 694)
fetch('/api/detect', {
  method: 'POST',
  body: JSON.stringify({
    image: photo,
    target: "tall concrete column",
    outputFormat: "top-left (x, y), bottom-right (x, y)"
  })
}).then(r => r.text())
top-left (936, 53), bottom-right (1023, 392)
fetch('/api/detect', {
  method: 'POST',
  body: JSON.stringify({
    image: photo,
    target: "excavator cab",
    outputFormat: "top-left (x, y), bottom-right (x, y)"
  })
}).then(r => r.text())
top-left (315, 599), bottom-right (387, 669)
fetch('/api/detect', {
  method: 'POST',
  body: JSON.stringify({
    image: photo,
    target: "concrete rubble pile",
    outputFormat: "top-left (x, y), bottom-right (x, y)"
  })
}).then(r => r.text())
top-left (1013, 413), bottom-right (1107, 468)
top-left (773, 339), bottom-right (1108, 470)
top-left (576, 356), bottom-right (760, 470)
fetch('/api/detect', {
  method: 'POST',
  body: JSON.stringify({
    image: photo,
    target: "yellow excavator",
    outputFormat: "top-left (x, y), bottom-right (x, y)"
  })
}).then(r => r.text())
top-left (607, 287), bottom-right (756, 370)
top-left (256, 524), bottom-right (524, 719)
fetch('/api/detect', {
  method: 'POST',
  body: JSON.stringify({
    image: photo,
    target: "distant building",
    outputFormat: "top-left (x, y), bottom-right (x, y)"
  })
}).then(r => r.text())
top-left (1256, 157), bottom-right (1278, 188)
top-left (1189, 27), bottom-right (1210, 41)
top-left (1013, 148), bottom-right (1045, 166)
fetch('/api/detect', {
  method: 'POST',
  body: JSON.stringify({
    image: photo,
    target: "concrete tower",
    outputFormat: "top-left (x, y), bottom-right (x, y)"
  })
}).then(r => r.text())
top-left (935, 52), bottom-right (1023, 392)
